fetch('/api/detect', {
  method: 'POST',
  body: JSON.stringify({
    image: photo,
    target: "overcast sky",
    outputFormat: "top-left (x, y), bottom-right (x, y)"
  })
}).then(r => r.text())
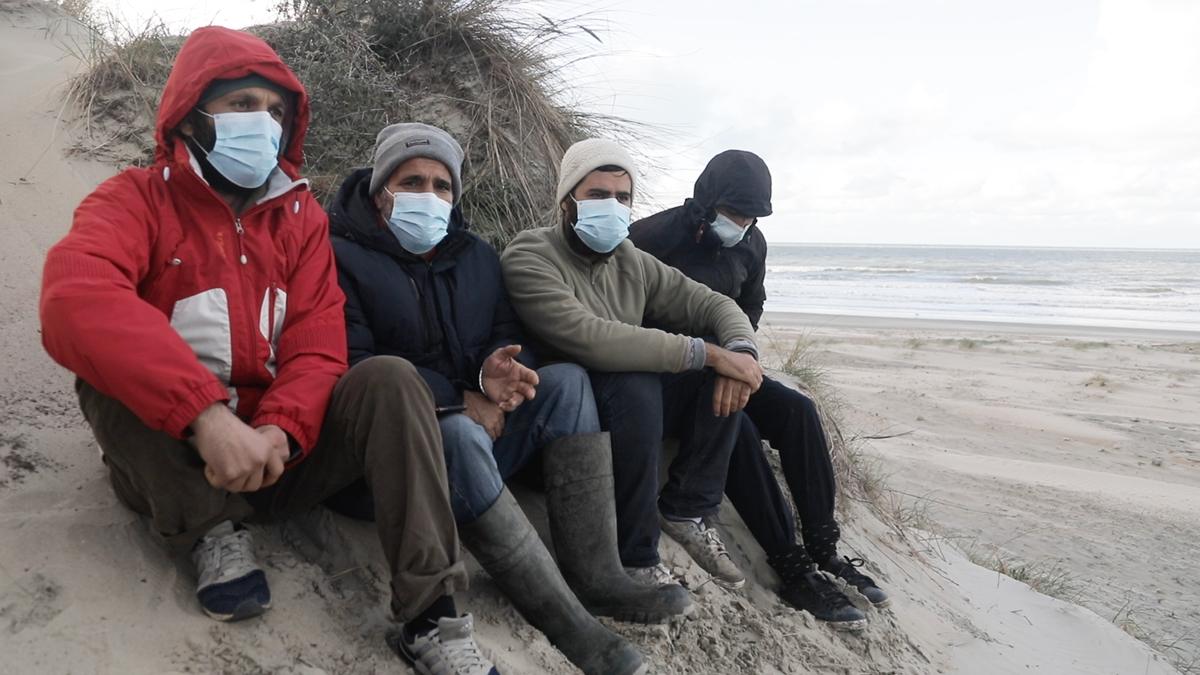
top-left (92, 0), bottom-right (1200, 248)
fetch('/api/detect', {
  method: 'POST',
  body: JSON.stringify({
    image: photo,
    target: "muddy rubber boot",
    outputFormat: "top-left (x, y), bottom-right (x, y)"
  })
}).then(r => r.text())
top-left (543, 432), bottom-right (694, 624)
top-left (460, 488), bottom-right (646, 675)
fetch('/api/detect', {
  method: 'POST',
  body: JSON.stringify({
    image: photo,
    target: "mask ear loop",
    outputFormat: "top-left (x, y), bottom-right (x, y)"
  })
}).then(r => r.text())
top-left (181, 108), bottom-right (215, 160)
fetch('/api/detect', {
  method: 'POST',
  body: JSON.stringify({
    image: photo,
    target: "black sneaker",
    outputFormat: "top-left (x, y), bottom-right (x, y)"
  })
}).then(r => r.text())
top-left (769, 548), bottom-right (867, 631)
top-left (821, 556), bottom-right (891, 608)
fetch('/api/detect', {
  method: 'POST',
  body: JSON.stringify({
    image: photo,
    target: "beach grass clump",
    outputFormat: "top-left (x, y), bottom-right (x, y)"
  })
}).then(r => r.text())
top-left (769, 331), bottom-right (829, 393)
top-left (965, 546), bottom-right (1081, 603)
top-left (63, 0), bottom-right (640, 247)
top-left (1113, 602), bottom-right (1200, 674)
top-left (759, 329), bottom-right (911, 527)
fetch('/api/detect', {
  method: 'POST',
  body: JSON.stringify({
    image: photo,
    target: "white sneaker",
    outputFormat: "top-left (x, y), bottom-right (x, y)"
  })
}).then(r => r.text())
top-left (623, 562), bottom-right (678, 588)
top-left (393, 614), bottom-right (498, 675)
top-left (191, 521), bottom-right (270, 621)
top-left (659, 516), bottom-right (745, 589)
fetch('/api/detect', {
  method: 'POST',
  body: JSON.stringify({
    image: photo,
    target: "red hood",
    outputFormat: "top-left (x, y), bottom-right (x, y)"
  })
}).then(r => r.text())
top-left (155, 26), bottom-right (309, 170)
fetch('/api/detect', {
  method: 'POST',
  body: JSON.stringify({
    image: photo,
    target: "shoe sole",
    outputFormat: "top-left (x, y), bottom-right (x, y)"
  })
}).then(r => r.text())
top-left (871, 597), bottom-right (893, 609)
top-left (202, 598), bottom-right (270, 622)
top-left (828, 617), bottom-right (868, 632)
top-left (711, 576), bottom-right (746, 591)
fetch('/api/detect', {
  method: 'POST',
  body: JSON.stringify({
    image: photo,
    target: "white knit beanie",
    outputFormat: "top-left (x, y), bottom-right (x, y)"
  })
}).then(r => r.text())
top-left (555, 138), bottom-right (637, 205)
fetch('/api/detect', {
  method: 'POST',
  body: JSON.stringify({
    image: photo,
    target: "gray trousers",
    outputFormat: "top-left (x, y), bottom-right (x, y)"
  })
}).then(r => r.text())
top-left (77, 355), bottom-right (466, 621)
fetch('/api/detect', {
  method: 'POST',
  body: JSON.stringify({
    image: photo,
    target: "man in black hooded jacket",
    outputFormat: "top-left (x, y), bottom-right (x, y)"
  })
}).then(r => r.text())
top-left (630, 150), bottom-right (891, 630)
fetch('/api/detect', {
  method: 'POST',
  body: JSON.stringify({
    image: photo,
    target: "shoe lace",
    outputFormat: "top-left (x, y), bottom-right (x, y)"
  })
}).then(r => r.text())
top-left (434, 629), bottom-right (490, 673)
top-left (808, 571), bottom-right (854, 609)
top-left (648, 562), bottom-right (676, 586)
top-left (833, 556), bottom-right (879, 589)
top-left (200, 529), bottom-right (254, 574)
top-left (698, 522), bottom-right (732, 561)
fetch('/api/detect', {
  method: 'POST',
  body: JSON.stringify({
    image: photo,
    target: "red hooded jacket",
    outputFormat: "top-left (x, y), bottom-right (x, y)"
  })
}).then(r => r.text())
top-left (40, 26), bottom-right (348, 458)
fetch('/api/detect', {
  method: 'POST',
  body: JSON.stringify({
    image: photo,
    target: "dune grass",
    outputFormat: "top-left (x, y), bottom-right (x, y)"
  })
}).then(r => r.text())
top-left (61, 0), bottom-right (644, 248)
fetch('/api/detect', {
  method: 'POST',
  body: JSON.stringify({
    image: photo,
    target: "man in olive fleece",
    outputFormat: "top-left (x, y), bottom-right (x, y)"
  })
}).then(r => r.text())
top-left (500, 138), bottom-right (764, 591)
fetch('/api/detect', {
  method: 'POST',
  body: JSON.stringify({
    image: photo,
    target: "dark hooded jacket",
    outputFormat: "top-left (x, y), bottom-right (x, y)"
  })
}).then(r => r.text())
top-left (328, 167), bottom-right (531, 407)
top-left (629, 150), bottom-right (772, 329)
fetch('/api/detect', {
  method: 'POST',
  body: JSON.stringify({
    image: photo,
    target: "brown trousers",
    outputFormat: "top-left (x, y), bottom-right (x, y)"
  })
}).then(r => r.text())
top-left (77, 355), bottom-right (467, 621)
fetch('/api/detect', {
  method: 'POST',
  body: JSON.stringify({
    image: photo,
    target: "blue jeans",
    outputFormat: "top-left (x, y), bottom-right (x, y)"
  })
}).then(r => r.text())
top-left (442, 363), bottom-right (599, 524)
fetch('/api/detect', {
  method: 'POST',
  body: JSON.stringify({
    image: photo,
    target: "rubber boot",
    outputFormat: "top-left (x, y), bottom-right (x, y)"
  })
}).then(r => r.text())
top-left (460, 488), bottom-right (646, 675)
top-left (543, 432), bottom-right (694, 624)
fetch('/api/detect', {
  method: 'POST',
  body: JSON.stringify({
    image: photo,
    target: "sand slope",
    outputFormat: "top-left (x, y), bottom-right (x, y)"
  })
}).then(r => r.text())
top-left (0, 4), bottom-right (1184, 673)
top-left (762, 312), bottom-right (1200, 672)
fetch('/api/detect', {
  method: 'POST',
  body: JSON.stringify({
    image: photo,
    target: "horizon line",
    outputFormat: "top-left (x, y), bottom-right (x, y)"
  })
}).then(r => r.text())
top-left (768, 242), bottom-right (1200, 252)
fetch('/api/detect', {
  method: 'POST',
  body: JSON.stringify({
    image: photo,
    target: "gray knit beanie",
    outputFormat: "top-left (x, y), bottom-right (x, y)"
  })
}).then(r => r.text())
top-left (556, 138), bottom-right (637, 205)
top-left (370, 123), bottom-right (464, 201)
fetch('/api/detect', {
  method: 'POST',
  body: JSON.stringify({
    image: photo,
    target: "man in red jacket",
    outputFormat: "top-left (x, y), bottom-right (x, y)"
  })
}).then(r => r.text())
top-left (40, 27), bottom-right (504, 675)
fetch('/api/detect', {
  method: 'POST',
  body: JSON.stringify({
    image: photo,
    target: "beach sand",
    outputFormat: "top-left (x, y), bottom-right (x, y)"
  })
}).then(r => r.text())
top-left (0, 3), bottom-right (1189, 673)
top-left (762, 311), bottom-right (1200, 670)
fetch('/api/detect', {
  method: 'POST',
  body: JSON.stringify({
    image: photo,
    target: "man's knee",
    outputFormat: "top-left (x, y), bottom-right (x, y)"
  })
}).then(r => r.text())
top-left (535, 362), bottom-right (590, 401)
top-left (339, 356), bottom-right (433, 411)
top-left (535, 363), bottom-right (599, 433)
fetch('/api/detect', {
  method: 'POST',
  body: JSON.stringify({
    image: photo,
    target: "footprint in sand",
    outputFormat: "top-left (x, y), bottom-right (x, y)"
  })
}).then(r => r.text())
top-left (0, 572), bottom-right (66, 634)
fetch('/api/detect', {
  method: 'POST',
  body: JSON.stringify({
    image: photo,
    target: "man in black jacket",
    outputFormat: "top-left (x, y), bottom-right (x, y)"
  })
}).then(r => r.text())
top-left (629, 150), bottom-right (890, 631)
top-left (328, 123), bottom-right (691, 675)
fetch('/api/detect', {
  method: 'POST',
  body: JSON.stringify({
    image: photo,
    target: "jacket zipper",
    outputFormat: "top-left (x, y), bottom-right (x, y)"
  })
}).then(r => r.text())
top-left (234, 218), bottom-right (247, 265)
top-left (267, 282), bottom-right (277, 345)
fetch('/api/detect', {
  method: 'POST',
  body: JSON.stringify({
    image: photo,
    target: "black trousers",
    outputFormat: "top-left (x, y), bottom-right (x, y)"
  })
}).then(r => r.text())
top-left (590, 370), bottom-right (741, 568)
top-left (724, 376), bottom-right (839, 559)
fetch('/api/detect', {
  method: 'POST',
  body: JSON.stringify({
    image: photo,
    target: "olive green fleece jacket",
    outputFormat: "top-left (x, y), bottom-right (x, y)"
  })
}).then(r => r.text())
top-left (500, 224), bottom-right (758, 373)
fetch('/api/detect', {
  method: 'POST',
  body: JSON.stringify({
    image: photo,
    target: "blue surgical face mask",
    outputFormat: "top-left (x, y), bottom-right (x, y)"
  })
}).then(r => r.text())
top-left (385, 190), bottom-right (452, 255)
top-left (196, 110), bottom-right (283, 188)
top-left (572, 197), bottom-right (631, 253)
top-left (709, 212), bottom-right (749, 248)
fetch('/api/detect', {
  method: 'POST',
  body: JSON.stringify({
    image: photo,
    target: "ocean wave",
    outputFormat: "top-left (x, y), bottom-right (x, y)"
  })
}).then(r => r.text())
top-left (1108, 286), bottom-right (1178, 295)
top-left (768, 265), bottom-right (920, 275)
top-left (962, 276), bottom-right (1070, 286)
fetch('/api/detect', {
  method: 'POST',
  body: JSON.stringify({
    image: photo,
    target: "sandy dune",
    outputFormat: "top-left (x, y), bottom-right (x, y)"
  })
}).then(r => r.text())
top-left (0, 3), bottom-right (1188, 673)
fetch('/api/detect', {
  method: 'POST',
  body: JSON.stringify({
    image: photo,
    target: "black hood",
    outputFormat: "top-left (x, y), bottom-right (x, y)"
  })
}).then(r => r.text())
top-left (327, 166), bottom-right (469, 261)
top-left (680, 150), bottom-right (772, 247)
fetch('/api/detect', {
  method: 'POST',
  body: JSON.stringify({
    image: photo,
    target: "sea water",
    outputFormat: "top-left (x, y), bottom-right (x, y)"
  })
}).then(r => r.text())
top-left (764, 244), bottom-right (1200, 332)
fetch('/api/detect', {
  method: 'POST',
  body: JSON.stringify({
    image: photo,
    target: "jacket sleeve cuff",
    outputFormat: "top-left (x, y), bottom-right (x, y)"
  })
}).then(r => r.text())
top-left (251, 412), bottom-right (312, 460)
top-left (686, 337), bottom-right (708, 370)
top-left (723, 337), bottom-right (759, 361)
top-left (164, 380), bottom-right (231, 439)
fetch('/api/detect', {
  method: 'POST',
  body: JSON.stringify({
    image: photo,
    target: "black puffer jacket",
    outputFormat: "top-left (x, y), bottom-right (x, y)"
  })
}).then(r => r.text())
top-left (629, 150), bottom-right (772, 329)
top-left (328, 167), bottom-right (531, 406)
